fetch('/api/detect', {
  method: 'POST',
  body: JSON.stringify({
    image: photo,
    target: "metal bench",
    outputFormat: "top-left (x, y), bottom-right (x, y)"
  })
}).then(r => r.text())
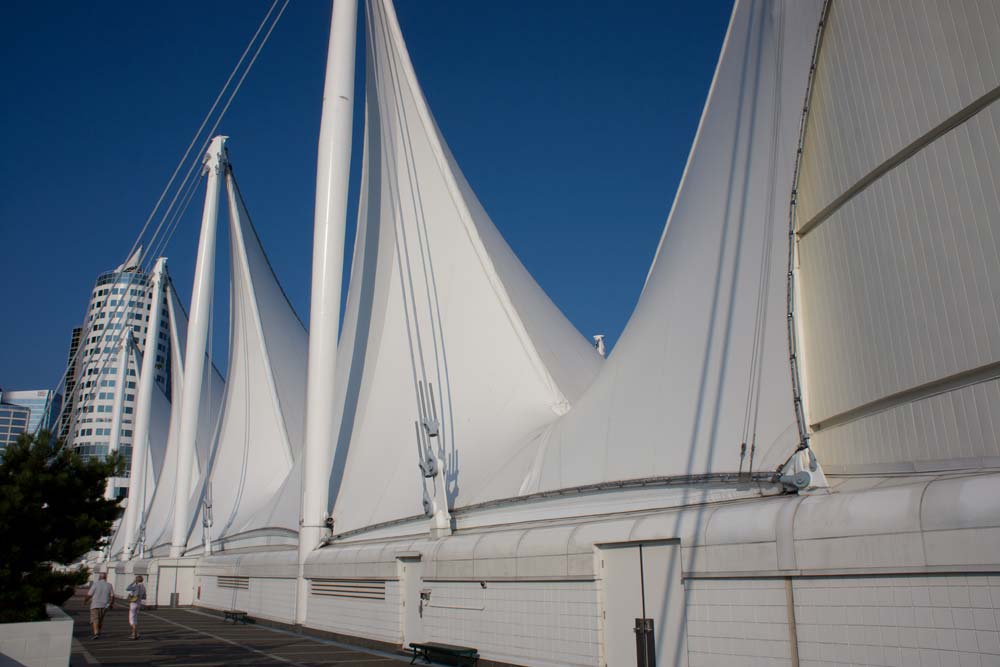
top-left (223, 610), bottom-right (249, 624)
top-left (409, 641), bottom-right (479, 666)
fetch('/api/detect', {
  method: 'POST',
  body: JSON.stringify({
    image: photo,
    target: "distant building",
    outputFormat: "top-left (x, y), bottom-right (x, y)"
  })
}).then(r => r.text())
top-left (2, 389), bottom-right (62, 435)
top-left (58, 326), bottom-right (82, 442)
top-left (65, 247), bottom-right (171, 497)
top-left (0, 390), bottom-right (31, 454)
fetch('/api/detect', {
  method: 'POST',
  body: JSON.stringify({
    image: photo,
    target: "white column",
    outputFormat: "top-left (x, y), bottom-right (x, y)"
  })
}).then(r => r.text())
top-left (170, 136), bottom-right (228, 558)
top-left (121, 258), bottom-right (168, 560)
top-left (431, 450), bottom-right (451, 536)
top-left (298, 0), bottom-right (358, 624)
top-left (104, 333), bottom-right (131, 500)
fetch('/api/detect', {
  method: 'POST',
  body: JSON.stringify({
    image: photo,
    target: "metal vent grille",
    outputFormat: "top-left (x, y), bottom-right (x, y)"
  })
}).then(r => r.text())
top-left (217, 576), bottom-right (249, 590)
top-left (310, 579), bottom-right (386, 600)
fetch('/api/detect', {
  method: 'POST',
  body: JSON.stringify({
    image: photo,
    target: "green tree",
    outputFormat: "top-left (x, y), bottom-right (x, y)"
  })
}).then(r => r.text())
top-left (0, 430), bottom-right (124, 623)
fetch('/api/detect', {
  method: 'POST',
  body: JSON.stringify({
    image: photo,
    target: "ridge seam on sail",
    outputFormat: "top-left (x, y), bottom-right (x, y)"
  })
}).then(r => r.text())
top-left (797, 83), bottom-right (1000, 239)
top-left (811, 359), bottom-right (1000, 433)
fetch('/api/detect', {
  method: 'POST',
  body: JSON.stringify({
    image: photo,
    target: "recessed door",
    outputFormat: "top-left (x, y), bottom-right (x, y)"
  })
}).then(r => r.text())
top-left (601, 542), bottom-right (687, 667)
top-left (398, 557), bottom-right (425, 648)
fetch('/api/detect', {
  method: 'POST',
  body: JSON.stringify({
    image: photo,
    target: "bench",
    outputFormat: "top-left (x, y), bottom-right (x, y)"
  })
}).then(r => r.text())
top-left (409, 642), bottom-right (479, 666)
top-left (223, 610), bottom-right (249, 624)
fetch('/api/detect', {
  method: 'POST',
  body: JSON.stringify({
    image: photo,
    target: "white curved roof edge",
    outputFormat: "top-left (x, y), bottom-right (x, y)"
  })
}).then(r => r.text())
top-left (196, 550), bottom-right (299, 578)
top-left (327, 476), bottom-right (784, 544)
top-left (294, 470), bottom-right (1000, 580)
top-left (822, 456), bottom-right (1000, 475)
top-left (187, 530), bottom-right (298, 557)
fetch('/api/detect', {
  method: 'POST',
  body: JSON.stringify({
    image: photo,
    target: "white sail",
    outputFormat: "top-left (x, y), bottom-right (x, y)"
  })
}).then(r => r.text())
top-left (184, 169), bottom-right (308, 548)
top-left (100, 341), bottom-right (170, 559)
top-left (141, 283), bottom-right (225, 554)
top-left (134, 359), bottom-right (172, 513)
top-left (516, 0), bottom-right (825, 494)
top-left (323, 0), bottom-right (602, 535)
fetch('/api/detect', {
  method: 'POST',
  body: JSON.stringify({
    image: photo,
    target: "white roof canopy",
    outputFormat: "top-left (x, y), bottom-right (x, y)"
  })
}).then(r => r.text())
top-left (325, 0), bottom-right (602, 535)
top-left (185, 170), bottom-right (309, 549)
top-left (141, 282), bottom-right (225, 554)
top-left (515, 0), bottom-right (824, 495)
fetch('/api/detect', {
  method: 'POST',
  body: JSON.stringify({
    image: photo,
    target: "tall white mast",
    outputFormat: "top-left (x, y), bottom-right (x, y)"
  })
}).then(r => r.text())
top-left (121, 257), bottom-right (168, 560)
top-left (170, 136), bottom-right (228, 558)
top-left (298, 0), bottom-right (358, 624)
top-left (104, 332), bottom-right (131, 500)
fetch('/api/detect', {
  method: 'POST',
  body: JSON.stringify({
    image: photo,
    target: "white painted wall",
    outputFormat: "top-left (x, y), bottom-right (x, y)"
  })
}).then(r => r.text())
top-left (794, 574), bottom-right (1000, 667)
top-left (197, 576), bottom-right (249, 613)
top-left (247, 578), bottom-right (296, 624)
top-left (305, 580), bottom-right (401, 644)
top-left (195, 576), bottom-right (296, 625)
top-left (422, 580), bottom-right (600, 667)
top-left (209, 473), bottom-right (1000, 666)
top-left (685, 578), bottom-right (793, 667)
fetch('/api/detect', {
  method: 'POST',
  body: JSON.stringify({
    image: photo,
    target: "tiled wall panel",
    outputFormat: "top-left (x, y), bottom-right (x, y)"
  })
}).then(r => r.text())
top-left (305, 580), bottom-right (401, 646)
top-left (247, 578), bottom-right (296, 624)
top-left (197, 576), bottom-right (249, 613)
top-left (685, 578), bottom-right (793, 667)
top-left (422, 581), bottom-right (600, 667)
top-left (794, 574), bottom-right (1000, 667)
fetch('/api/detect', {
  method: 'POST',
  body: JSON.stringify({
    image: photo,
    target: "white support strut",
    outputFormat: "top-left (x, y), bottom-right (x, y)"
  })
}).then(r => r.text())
top-left (170, 136), bottom-right (228, 558)
top-left (104, 332), bottom-right (131, 500)
top-left (121, 257), bottom-right (168, 560)
top-left (298, 0), bottom-right (358, 624)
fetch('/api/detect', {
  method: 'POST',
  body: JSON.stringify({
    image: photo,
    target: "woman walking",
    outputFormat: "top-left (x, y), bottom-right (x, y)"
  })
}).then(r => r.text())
top-left (125, 575), bottom-right (147, 640)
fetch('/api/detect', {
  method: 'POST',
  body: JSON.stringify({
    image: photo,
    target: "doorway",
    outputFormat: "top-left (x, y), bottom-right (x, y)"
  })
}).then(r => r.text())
top-left (601, 541), bottom-right (688, 667)
top-left (398, 556), bottom-right (425, 647)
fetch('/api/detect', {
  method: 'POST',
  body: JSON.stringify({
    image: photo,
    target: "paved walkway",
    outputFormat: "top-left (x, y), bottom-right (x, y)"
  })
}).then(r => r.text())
top-left (65, 591), bottom-right (409, 666)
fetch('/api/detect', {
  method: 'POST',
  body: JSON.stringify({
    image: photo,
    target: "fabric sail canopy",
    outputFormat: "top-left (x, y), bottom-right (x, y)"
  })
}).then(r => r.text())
top-left (141, 281), bottom-right (225, 555)
top-left (184, 169), bottom-right (309, 550)
top-left (513, 0), bottom-right (825, 495)
top-left (323, 0), bottom-right (602, 536)
top-left (105, 347), bottom-right (171, 559)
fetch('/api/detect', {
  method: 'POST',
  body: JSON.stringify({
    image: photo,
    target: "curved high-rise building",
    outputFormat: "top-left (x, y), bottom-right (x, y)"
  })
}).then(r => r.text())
top-left (67, 247), bottom-right (171, 497)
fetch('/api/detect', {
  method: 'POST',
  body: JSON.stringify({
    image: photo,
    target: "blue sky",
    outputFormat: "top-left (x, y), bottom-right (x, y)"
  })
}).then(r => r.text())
top-left (0, 0), bottom-right (731, 391)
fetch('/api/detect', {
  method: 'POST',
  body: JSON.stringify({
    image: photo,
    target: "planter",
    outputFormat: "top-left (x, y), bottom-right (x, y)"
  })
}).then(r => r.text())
top-left (0, 605), bottom-right (73, 667)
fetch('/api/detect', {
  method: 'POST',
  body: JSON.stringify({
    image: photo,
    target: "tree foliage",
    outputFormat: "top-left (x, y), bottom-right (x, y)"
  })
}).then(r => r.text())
top-left (0, 430), bottom-right (123, 623)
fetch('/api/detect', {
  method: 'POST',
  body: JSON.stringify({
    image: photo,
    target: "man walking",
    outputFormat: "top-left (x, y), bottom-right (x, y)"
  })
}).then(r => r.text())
top-left (84, 572), bottom-right (114, 639)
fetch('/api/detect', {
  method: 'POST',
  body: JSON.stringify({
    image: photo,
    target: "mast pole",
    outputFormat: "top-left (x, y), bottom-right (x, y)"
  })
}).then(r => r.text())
top-left (104, 331), bottom-right (131, 500)
top-left (170, 136), bottom-right (228, 558)
top-left (121, 257), bottom-right (168, 560)
top-left (298, 0), bottom-right (358, 625)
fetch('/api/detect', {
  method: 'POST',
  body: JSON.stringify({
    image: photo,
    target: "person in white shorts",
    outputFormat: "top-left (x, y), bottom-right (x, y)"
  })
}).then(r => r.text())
top-left (125, 575), bottom-right (147, 640)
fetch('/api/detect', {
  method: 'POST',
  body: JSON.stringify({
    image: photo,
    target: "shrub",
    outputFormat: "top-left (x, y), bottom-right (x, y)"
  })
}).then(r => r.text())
top-left (0, 431), bottom-right (123, 623)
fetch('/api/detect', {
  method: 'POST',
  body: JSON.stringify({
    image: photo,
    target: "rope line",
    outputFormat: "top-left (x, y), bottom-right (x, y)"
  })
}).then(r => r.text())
top-left (738, 1), bottom-right (786, 475)
top-left (50, 1), bottom-right (289, 452)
